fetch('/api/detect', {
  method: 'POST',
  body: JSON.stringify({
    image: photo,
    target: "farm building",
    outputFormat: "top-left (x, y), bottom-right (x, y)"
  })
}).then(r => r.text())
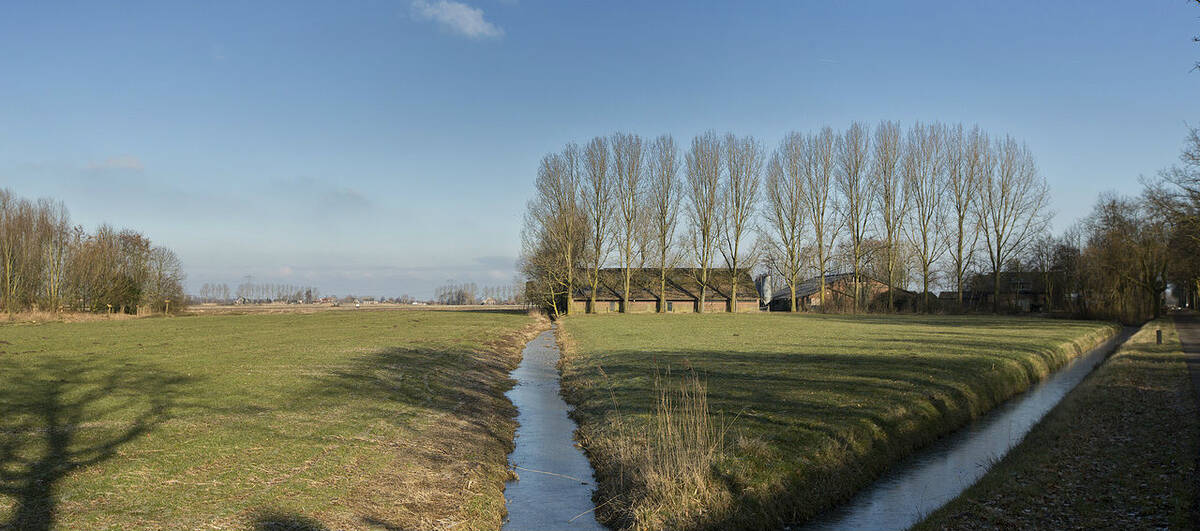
top-left (767, 272), bottom-right (893, 311)
top-left (943, 271), bottom-right (1063, 312)
top-left (569, 268), bottom-right (760, 313)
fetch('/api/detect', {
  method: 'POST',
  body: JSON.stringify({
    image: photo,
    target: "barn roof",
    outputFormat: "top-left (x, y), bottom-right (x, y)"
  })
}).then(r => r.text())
top-left (768, 272), bottom-right (900, 301)
top-left (571, 268), bottom-right (759, 302)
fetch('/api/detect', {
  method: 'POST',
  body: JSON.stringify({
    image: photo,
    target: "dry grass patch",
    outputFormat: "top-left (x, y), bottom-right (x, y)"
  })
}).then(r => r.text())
top-left (1, 310), bottom-right (138, 324)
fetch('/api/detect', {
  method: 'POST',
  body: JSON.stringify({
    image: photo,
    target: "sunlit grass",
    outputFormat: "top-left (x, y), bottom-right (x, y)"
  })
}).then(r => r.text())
top-left (558, 312), bottom-right (1117, 529)
top-left (0, 309), bottom-right (535, 530)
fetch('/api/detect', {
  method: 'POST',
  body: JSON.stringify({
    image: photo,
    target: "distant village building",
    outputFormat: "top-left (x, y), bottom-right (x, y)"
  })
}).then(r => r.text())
top-left (569, 268), bottom-right (759, 313)
top-left (766, 273), bottom-right (892, 311)
top-left (480, 297), bottom-right (497, 305)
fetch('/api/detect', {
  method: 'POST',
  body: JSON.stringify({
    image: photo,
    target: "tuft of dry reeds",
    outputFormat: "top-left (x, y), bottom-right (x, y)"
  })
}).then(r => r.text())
top-left (591, 367), bottom-right (736, 530)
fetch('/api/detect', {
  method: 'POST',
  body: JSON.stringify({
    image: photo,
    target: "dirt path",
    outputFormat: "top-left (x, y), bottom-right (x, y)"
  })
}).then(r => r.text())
top-left (1180, 313), bottom-right (1200, 397)
top-left (1177, 312), bottom-right (1200, 525)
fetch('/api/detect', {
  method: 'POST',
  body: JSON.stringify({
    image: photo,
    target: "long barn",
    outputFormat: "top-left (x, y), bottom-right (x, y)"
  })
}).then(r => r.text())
top-left (569, 268), bottom-right (760, 313)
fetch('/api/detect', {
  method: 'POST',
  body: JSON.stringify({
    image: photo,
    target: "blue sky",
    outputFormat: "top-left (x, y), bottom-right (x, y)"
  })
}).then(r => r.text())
top-left (1, 1), bottom-right (1197, 297)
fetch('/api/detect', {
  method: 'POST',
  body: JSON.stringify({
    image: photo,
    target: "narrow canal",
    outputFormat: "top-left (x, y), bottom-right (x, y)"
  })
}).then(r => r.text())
top-left (503, 326), bottom-right (604, 531)
top-left (801, 328), bottom-right (1132, 530)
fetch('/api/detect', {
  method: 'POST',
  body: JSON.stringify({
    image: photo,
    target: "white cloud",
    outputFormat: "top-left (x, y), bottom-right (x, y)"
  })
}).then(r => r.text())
top-left (411, 0), bottom-right (504, 39)
top-left (87, 155), bottom-right (144, 171)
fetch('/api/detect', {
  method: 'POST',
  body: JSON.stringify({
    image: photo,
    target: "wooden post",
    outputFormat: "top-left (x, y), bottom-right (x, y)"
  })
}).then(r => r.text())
top-left (1157, 329), bottom-right (1162, 345)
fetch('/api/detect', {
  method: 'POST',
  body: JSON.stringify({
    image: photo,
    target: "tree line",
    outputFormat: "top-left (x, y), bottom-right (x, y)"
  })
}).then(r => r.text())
top-left (194, 283), bottom-right (324, 304)
top-left (433, 282), bottom-right (522, 305)
top-left (1044, 126), bottom-right (1200, 322)
top-left (0, 188), bottom-right (185, 314)
top-left (521, 123), bottom-right (1055, 316)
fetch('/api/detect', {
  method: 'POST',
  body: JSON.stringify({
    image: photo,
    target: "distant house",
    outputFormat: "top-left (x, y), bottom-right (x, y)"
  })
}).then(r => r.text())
top-left (569, 268), bottom-right (760, 313)
top-left (480, 297), bottom-right (497, 305)
top-left (943, 271), bottom-right (1061, 312)
top-left (767, 273), bottom-right (893, 311)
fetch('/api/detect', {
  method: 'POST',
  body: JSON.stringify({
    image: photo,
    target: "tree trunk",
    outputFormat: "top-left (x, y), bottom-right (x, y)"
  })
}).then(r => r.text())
top-left (956, 270), bottom-right (964, 309)
top-left (992, 270), bottom-right (1000, 314)
top-left (922, 265), bottom-right (930, 313)
top-left (852, 262), bottom-right (861, 314)
top-left (887, 254), bottom-right (895, 312)
top-left (564, 256), bottom-right (572, 316)
top-left (622, 268), bottom-right (631, 314)
top-left (790, 285), bottom-right (797, 313)
top-left (730, 267), bottom-right (738, 313)
top-left (659, 271), bottom-right (667, 313)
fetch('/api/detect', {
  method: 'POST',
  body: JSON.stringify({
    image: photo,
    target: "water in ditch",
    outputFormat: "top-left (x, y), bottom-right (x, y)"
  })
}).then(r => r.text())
top-left (502, 326), bottom-right (604, 531)
top-left (800, 329), bottom-right (1131, 531)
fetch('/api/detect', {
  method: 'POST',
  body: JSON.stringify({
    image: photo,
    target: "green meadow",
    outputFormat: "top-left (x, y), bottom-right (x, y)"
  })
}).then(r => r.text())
top-left (558, 313), bottom-right (1117, 529)
top-left (0, 310), bottom-right (535, 531)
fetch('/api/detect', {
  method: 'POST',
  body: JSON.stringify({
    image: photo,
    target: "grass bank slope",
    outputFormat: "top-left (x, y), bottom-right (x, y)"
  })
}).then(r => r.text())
top-left (914, 318), bottom-right (1198, 530)
top-left (558, 313), bottom-right (1116, 529)
top-left (0, 309), bottom-right (537, 530)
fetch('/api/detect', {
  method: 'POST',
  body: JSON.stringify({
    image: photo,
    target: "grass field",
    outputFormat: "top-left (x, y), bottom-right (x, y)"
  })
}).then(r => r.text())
top-left (0, 309), bottom-right (538, 530)
top-left (557, 313), bottom-right (1118, 529)
top-left (914, 318), bottom-right (1199, 530)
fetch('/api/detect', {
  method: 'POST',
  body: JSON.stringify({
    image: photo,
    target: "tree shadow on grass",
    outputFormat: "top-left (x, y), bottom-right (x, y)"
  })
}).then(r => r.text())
top-left (288, 338), bottom-right (528, 528)
top-left (302, 342), bottom-right (521, 447)
top-left (249, 510), bottom-right (410, 530)
top-left (0, 359), bottom-right (189, 531)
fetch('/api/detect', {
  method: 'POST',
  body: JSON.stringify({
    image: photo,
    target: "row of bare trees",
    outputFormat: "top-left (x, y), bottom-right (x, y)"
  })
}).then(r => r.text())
top-left (0, 188), bottom-right (185, 314)
top-left (521, 122), bottom-right (1051, 315)
top-left (231, 283), bottom-right (319, 303)
top-left (435, 282), bottom-right (479, 305)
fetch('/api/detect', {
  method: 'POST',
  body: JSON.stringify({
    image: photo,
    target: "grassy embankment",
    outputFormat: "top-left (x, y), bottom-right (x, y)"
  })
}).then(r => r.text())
top-left (557, 313), bottom-right (1118, 530)
top-left (914, 318), bottom-right (1198, 530)
top-left (0, 309), bottom-right (539, 530)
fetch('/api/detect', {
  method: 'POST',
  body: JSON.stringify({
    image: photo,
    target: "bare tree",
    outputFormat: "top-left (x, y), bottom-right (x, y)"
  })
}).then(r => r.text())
top-left (145, 246), bottom-right (184, 313)
top-left (945, 125), bottom-right (983, 307)
top-left (1028, 234), bottom-right (1058, 312)
top-left (764, 133), bottom-right (807, 311)
top-left (611, 132), bottom-right (646, 313)
top-left (836, 122), bottom-right (874, 312)
top-left (719, 133), bottom-right (763, 312)
top-left (804, 127), bottom-right (842, 309)
top-left (647, 135), bottom-right (682, 312)
top-left (684, 131), bottom-right (723, 313)
top-left (977, 136), bottom-right (1050, 313)
top-left (902, 122), bottom-right (948, 312)
top-left (872, 121), bottom-right (906, 311)
top-left (582, 137), bottom-right (613, 313)
top-left (525, 149), bottom-right (583, 316)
